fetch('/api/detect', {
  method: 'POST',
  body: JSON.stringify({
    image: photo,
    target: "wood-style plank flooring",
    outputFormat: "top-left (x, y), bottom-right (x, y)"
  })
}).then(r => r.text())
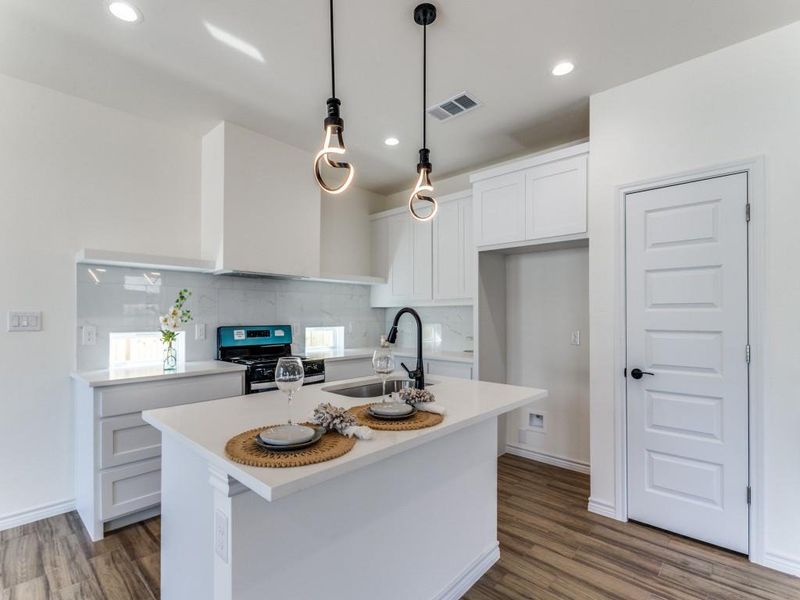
top-left (2, 455), bottom-right (799, 599)
top-left (465, 455), bottom-right (800, 599)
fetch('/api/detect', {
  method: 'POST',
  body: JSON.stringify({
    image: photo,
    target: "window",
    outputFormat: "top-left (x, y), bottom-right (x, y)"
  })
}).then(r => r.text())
top-left (109, 331), bottom-right (185, 369)
top-left (305, 326), bottom-right (344, 353)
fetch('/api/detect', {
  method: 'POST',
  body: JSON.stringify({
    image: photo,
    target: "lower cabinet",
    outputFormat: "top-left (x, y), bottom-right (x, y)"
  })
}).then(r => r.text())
top-left (393, 354), bottom-right (474, 380)
top-left (73, 369), bottom-right (245, 541)
top-left (324, 357), bottom-right (374, 382)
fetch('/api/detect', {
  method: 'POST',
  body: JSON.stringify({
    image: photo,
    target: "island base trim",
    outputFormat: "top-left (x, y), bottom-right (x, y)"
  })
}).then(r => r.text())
top-left (432, 541), bottom-right (500, 600)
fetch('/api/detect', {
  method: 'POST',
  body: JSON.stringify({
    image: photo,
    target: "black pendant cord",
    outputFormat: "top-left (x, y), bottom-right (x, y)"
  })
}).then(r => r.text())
top-left (422, 22), bottom-right (427, 149)
top-left (329, 0), bottom-right (336, 98)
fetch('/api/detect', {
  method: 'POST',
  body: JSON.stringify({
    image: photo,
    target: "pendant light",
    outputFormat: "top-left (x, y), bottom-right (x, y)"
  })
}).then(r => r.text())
top-left (313, 0), bottom-right (354, 195)
top-left (408, 3), bottom-right (438, 222)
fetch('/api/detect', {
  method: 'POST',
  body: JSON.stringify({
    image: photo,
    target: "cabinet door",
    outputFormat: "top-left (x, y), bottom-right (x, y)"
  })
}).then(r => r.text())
top-left (474, 171), bottom-right (526, 246)
top-left (410, 218), bottom-right (433, 301)
top-left (525, 154), bottom-right (587, 240)
top-left (433, 195), bottom-right (473, 302)
top-left (388, 213), bottom-right (413, 301)
top-left (433, 199), bottom-right (463, 300)
top-left (370, 217), bottom-right (389, 279)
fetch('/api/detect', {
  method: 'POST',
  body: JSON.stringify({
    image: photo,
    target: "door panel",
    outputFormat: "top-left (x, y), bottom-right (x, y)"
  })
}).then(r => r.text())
top-left (626, 173), bottom-right (748, 553)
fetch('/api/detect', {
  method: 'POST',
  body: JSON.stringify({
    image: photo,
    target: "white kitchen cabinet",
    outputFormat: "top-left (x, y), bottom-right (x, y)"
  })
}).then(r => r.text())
top-left (433, 193), bottom-right (474, 302)
top-left (470, 143), bottom-right (589, 249)
top-left (324, 357), bottom-right (374, 382)
top-left (473, 171), bottom-right (526, 246)
top-left (525, 154), bottom-right (587, 240)
top-left (73, 366), bottom-right (245, 541)
top-left (371, 191), bottom-right (472, 308)
top-left (371, 211), bottom-right (433, 307)
top-left (427, 360), bottom-right (473, 380)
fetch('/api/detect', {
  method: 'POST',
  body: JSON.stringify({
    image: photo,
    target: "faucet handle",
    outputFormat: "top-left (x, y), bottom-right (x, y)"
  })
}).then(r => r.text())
top-left (400, 362), bottom-right (413, 378)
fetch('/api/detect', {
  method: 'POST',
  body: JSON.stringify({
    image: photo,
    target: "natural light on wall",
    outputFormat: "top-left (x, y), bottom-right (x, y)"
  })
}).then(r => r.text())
top-left (305, 326), bottom-right (344, 354)
top-left (109, 331), bottom-right (185, 369)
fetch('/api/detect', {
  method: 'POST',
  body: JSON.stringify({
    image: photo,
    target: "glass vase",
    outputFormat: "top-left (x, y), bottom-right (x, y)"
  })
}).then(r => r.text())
top-left (163, 340), bottom-right (177, 372)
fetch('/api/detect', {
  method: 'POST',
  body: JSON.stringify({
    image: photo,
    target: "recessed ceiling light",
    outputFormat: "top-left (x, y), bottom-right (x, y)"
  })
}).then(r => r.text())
top-left (552, 61), bottom-right (575, 76)
top-left (384, 137), bottom-right (399, 147)
top-left (108, 2), bottom-right (141, 23)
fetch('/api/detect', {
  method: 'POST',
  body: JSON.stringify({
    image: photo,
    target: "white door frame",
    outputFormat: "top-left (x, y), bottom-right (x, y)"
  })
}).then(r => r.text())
top-left (611, 157), bottom-right (766, 563)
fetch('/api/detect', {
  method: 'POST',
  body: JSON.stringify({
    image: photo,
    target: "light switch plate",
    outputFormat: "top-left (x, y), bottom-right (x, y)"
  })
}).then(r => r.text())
top-left (195, 323), bottom-right (206, 341)
top-left (8, 311), bottom-right (42, 332)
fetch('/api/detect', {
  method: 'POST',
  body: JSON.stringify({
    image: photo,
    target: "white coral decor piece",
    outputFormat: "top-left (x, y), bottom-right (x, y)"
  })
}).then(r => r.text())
top-left (399, 387), bottom-right (435, 405)
top-left (312, 403), bottom-right (372, 440)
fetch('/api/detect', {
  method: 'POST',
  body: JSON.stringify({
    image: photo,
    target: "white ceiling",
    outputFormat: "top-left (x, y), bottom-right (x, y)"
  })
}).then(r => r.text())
top-left (2, 0), bottom-right (799, 194)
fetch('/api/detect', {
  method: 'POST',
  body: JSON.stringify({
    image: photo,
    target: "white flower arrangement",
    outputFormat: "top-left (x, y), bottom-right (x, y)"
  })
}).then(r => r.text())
top-left (160, 289), bottom-right (192, 344)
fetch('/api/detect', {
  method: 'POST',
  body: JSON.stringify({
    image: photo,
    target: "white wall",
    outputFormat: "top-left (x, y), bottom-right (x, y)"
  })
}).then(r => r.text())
top-left (505, 247), bottom-right (589, 469)
top-left (589, 21), bottom-right (800, 572)
top-left (0, 73), bottom-right (200, 523)
top-left (320, 186), bottom-right (385, 277)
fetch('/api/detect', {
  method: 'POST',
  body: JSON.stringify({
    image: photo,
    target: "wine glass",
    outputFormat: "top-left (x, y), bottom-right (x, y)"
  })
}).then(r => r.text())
top-left (275, 357), bottom-right (304, 425)
top-left (372, 344), bottom-right (395, 403)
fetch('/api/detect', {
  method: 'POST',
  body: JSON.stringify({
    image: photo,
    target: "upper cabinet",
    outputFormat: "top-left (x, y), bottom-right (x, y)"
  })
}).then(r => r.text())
top-left (371, 192), bottom-right (473, 308)
top-left (201, 122), bottom-right (322, 278)
top-left (471, 143), bottom-right (589, 249)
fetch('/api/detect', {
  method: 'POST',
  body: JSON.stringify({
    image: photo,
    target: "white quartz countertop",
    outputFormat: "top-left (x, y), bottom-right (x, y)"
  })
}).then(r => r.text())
top-left (306, 347), bottom-right (474, 364)
top-left (143, 375), bottom-right (546, 502)
top-left (71, 360), bottom-right (247, 387)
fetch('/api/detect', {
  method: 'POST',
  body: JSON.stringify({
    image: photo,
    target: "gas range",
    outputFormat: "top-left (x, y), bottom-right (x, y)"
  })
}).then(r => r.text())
top-left (217, 325), bottom-right (325, 394)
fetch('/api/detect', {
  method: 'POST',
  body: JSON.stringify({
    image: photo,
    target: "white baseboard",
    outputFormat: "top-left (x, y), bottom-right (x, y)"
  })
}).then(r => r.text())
top-left (504, 444), bottom-right (591, 474)
top-left (0, 498), bottom-right (75, 531)
top-left (587, 497), bottom-right (620, 520)
top-left (759, 551), bottom-right (800, 578)
top-left (432, 542), bottom-right (500, 600)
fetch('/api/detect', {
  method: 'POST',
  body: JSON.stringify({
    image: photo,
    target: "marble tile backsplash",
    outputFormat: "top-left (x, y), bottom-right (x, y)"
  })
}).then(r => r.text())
top-left (384, 306), bottom-right (473, 353)
top-left (76, 265), bottom-right (388, 371)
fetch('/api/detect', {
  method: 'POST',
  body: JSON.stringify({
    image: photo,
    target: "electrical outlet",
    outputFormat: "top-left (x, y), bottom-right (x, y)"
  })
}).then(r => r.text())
top-left (570, 330), bottom-right (581, 346)
top-left (81, 325), bottom-right (97, 346)
top-left (528, 412), bottom-right (545, 431)
top-left (8, 311), bottom-right (42, 332)
top-left (195, 323), bottom-right (206, 341)
top-left (214, 509), bottom-right (228, 562)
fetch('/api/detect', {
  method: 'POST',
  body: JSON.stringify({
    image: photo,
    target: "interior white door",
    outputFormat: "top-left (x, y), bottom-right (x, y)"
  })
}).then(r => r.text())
top-left (626, 173), bottom-right (749, 553)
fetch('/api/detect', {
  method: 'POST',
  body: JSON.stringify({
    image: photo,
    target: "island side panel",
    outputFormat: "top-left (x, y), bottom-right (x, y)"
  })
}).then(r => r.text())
top-left (160, 435), bottom-right (216, 600)
top-left (224, 418), bottom-right (499, 600)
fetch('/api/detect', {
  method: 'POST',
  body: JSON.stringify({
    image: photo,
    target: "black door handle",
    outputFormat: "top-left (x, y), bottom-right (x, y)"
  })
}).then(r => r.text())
top-left (630, 368), bottom-right (654, 380)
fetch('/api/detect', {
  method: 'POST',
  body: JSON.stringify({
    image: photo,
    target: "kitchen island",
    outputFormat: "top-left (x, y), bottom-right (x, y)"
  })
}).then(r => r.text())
top-left (143, 375), bottom-right (547, 600)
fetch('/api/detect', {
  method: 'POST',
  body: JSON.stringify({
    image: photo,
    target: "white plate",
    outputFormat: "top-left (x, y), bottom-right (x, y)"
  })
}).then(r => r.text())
top-left (369, 402), bottom-right (414, 417)
top-left (258, 424), bottom-right (316, 446)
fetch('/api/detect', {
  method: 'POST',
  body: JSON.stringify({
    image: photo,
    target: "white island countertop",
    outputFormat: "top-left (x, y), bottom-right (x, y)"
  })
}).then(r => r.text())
top-left (71, 360), bottom-right (247, 387)
top-left (143, 375), bottom-right (545, 502)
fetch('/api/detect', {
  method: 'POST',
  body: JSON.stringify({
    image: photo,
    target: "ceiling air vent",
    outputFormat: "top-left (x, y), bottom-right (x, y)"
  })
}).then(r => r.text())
top-left (427, 91), bottom-right (481, 122)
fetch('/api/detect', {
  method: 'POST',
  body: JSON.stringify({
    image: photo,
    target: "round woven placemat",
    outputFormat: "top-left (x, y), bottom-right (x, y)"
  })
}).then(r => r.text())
top-left (225, 424), bottom-right (356, 468)
top-left (348, 403), bottom-right (444, 431)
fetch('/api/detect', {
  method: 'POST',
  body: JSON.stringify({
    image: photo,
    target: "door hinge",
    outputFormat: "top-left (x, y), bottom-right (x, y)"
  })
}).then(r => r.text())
top-left (746, 344), bottom-right (751, 364)
top-left (747, 486), bottom-right (752, 505)
top-left (746, 203), bottom-right (751, 222)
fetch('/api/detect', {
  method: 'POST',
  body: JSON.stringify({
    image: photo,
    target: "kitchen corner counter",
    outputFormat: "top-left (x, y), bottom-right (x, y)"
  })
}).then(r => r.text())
top-left (71, 360), bottom-right (247, 387)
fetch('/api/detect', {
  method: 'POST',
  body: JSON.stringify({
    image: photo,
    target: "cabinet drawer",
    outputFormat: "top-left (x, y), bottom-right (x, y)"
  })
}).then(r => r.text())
top-left (427, 360), bottom-right (473, 380)
top-left (100, 458), bottom-right (161, 520)
top-left (325, 358), bottom-right (374, 382)
top-left (97, 372), bottom-right (243, 417)
top-left (100, 414), bottom-right (161, 468)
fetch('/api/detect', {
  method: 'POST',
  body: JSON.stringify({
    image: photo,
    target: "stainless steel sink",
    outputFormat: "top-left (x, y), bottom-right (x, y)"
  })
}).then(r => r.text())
top-left (324, 379), bottom-right (434, 399)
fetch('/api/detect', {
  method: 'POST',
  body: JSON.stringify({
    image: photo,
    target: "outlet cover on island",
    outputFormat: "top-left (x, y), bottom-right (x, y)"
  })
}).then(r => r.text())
top-left (570, 330), bottom-right (581, 346)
